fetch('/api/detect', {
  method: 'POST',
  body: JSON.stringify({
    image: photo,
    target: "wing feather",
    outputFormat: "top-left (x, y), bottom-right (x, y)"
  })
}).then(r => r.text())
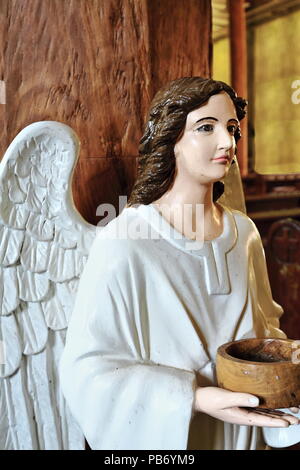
top-left (0, 226), bottom-right (24, 266)
top-left (0, 364), bottom-right (37, 449)
top-left (20, 233), bottom-right (50, 272)
top-left (26, 347), bottom-right (62, 449)
top-left (54, 223), bottom-right (77, 249)
top-left (48, 244), bottom-right (81, 282)
top-left (0, 267), bottom-right (19, 315)
top-left (31, 164), bottom-right (48, 188)
top-left (17, 266), bottom-right (50, 302)
top-left (25, 183), bottom-right (47, 214)
top-left (15, 302), bottom-right (48, 355)
top-left (15, 144), bottom-right (36, 178)
top-left (41, 279), bottom-right (79, 330)
top-left (26, 212), bottom-right (54, 241)
top-left (0, 197), bottom-right (29, 229)
top-left (8, 172), bottom-right (26, 204)
top-left (0, 314), bottom-right (22, 377)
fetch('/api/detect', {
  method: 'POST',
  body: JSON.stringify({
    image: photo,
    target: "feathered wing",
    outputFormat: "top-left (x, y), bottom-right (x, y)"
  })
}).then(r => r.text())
top-left (0, 121), bottom-right (97, 449)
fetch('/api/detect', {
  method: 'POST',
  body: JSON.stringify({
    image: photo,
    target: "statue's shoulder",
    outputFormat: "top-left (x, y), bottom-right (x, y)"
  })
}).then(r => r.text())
top-left (91, 206), bottom-right (147, 258)
top-left (228, 207), bottom-right (260, 238)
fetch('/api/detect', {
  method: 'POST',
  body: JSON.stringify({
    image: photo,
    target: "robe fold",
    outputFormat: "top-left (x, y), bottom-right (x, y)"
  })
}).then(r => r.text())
top-left (59, 203), bottom-right (286, 450)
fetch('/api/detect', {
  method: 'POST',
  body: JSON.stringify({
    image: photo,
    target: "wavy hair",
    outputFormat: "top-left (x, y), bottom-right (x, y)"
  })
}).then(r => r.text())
top-left (127, 77), bottom-right (247, 206)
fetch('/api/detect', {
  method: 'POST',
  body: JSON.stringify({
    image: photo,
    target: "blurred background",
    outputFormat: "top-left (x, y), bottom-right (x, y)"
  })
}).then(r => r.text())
top-left (212, 0), bottom-right (300, 349)
top-left (0, 0), bottom-right (299, 384)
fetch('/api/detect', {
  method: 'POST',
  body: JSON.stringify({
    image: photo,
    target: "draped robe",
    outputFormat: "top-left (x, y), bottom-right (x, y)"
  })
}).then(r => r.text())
top-left (59, 203), bottom-right (286, 450)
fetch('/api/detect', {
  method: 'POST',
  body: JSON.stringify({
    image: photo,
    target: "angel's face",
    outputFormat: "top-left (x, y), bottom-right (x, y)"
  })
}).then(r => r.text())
top-left (173, 91), bottom-right (239, 185)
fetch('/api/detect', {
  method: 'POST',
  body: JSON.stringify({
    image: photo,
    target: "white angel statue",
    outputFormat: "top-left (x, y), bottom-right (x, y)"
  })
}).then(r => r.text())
top-left (1, 78), bottom-right (300, 451)
top-left (59, 77), bottom-right (300, 450)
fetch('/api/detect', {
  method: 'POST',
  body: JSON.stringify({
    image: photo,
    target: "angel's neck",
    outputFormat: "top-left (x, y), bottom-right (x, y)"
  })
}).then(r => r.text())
top-left (153, 179), bottom-right (214, 213)
top-left (151, 181), bottom-right (223, 240)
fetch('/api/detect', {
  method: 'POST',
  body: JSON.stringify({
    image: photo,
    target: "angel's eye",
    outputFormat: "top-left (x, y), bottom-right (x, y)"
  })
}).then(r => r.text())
top-left (195, 124), bottom-right (214, 133)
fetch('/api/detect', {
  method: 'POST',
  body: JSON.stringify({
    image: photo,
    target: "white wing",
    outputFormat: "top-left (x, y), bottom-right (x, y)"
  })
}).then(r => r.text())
top-left (0, 121), bottom-right (97, 449)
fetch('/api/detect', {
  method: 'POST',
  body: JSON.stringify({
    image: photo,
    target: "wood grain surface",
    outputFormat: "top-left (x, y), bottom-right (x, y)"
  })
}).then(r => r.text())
top-left (147, 0), bottom-right (212, 93)
top-left (216, 338), bottom-right (300, 409)
top-left (0, 0), bottom-right (212, 222)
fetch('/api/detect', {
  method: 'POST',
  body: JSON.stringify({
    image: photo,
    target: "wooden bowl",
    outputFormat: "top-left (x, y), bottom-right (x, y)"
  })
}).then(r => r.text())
top-left (216, 338), bottom-right (300, 409)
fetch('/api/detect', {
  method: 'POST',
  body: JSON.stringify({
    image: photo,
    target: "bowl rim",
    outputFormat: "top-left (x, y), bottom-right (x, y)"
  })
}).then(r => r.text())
top-left (217, 337), bottom-right (297, 366)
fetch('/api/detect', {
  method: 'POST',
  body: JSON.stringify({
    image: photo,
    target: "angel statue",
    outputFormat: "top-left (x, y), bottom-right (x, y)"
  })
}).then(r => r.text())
top-left (0, 121), bottom-right (96, 449)
top-left (59, 77), bottom-right (300, 450)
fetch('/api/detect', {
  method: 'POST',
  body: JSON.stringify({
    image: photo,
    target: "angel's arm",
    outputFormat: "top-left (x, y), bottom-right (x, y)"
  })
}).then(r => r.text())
top-left (59, 236), bottom-right (196, 450)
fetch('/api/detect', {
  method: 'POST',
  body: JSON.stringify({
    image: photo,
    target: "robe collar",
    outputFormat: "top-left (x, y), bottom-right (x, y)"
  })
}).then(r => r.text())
top-left (134, 203), bottom-right (237, 257)
top-left (133, 203), bottom-right (238, 295)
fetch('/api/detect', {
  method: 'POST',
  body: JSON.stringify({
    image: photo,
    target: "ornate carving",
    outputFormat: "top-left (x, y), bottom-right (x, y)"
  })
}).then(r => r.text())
top-left (0, 121), bottom-right (96, 449)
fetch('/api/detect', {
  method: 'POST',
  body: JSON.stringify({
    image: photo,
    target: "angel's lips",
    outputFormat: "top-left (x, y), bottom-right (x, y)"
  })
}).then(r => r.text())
top-left (213, 156), bottom-right (230, 163)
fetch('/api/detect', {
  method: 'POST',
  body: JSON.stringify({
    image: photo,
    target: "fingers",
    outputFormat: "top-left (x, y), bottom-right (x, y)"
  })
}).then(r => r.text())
top-left (222, 392), bottom-right (300, 424)
top-left (248, 408), bottom-right (300, 426)
top-left (252, 408), bottom-right (295, 417)
top-left (222, 407), bottom-right (299, 428)
top-left (194, 387), bottom-right (300, 428)
top-left (194, 387), bottom-right (260, 413)
top-left (219, 390), bottom-right (260, 409)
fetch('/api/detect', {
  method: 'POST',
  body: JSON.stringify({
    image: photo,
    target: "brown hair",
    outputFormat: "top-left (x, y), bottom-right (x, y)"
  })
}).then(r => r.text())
top-left (127, 77), bottom-right (247, 207)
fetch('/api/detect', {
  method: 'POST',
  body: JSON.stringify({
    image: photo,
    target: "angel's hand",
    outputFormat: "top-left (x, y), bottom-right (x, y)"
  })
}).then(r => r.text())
top-left (194, 387), bottom-right (300, 427)
top-left (251, 407), bottom-right (300, 420)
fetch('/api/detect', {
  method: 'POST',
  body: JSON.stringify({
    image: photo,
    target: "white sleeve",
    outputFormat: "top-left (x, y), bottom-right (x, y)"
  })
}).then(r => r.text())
top-left (59, 236), bottom-right (196, 450)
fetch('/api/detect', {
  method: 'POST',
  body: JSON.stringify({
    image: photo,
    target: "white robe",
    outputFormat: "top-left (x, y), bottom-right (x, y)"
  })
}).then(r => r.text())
top-left (59, 203), bottom-right (286, 450)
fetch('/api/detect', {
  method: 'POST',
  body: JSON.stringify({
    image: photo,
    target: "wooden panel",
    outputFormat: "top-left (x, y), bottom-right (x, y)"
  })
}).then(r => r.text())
top-left (0, 0), bottom-right (8, 156)
top-left (72, 157), bottom-right (137, 225)
top-left (147, 0), bottom-right (212, 93)
top-left (1, 0), bottom-right (212, 223)
top-left (1, 0), bottom-right (152, 160)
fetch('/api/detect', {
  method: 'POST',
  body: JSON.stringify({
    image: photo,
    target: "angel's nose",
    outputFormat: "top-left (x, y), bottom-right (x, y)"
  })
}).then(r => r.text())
top-left (217, 127), bottom-right (234, 151)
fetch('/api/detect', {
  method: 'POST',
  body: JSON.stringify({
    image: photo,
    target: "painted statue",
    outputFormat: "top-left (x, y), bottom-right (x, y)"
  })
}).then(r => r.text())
top-left (59, 77), bottom-right (300, 450)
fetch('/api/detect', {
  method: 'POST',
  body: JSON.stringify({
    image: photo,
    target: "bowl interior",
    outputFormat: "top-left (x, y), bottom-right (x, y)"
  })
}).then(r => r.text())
top-left (225, 339), bottom-right (292, 363)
